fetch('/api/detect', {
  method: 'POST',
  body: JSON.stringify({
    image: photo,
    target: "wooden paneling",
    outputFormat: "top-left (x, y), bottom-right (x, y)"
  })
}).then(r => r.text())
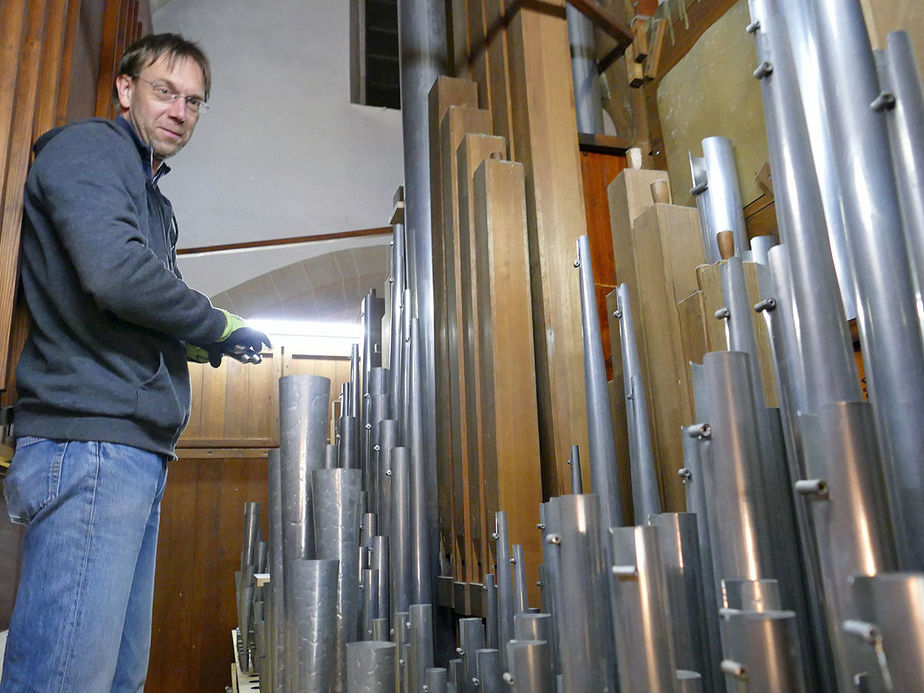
top-left (0, 0), bottom-right (48, 394)
top-left (456, 133), bottom-right (506, 580)
top-left (148, 456), bottom-right (269, 693)
top-left (472, 158), bottom-right (542, 604)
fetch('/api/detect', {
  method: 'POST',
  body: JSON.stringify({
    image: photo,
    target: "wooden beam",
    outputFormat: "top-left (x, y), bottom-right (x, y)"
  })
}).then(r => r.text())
top-left (505, 0), bottom-right (590, 498)
top-left (55, 0), bottom-right (82, 127)
top-left (427, 76), bottom-right (480, 581)
top-left (94, 0), bottom-right (121, 118)
top-left (566, 0), bottom-right (633, 47)
top-left (472, 157), bottom-right (543, 603)
top-left (456, 132), bottom-right (506, 580)
top-left (176, 226), bottom-right (391, 256)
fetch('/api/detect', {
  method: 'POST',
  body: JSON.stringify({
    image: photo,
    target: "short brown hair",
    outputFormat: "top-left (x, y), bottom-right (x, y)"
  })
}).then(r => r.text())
top-left (116, 33), bottom-right (211, 100)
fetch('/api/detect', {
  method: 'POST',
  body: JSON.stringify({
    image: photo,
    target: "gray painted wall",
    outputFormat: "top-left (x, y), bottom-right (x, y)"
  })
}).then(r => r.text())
top-left (153, 0), bottom-right (403, 299)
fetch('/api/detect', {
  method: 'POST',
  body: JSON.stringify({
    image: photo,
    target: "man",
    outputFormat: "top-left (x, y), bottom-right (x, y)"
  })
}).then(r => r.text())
top-left (1, 34), bottom-right (268, 692)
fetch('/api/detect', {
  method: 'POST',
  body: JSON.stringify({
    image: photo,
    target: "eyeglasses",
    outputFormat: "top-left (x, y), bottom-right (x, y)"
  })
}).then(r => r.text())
top-left (135, 77), bottom-right (210, 115)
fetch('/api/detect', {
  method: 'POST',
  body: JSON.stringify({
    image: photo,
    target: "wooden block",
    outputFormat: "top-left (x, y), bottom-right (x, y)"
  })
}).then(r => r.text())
top-left (456, 132), bottom-right (506, 579)
top-left (472, 157), bottom-right (543, 604)
top-left (643, 17), bottom-right (667, 80)
top-left (631, 16), bottom-right (649, 63)
top-left (484, 0), bottom-right (516, 158)
top-left (439, 104), bottom-right (493, 582)
top-left (629, 204), bottom-right (705, 512)
top-left (625, 46), bottom-right (645, 87)
top-left (676, 291), bottom-right (708, 411)
top-left (504, 0), bottom-right (591, 500)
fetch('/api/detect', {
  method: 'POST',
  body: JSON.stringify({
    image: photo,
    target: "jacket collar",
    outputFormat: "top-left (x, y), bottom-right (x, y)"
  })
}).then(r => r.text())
top-left (114, 115), bottom-right (171, 185)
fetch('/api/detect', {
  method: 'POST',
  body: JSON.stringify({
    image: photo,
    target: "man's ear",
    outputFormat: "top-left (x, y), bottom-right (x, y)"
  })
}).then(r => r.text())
top-left (115, 73), bottom-right (134, 111)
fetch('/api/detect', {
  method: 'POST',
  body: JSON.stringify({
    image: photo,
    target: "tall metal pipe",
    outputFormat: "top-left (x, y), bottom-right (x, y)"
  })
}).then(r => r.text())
top-left (701, 352), bottom-right (775, 582)
top-left (505, 640), bottom-right (553, 693)
top-left (513, 613), bottom-right (553, 651)
top-left (720, 611), bottom-right (806, 693)
top-left (397, 0), bottom-right (446, 547)
top-left (567, 445), bottom-right (583, 494)
top-left (241, 502), bottom-right (260, 575)
top-left (615, 283), bottom-right (660, 523)
top-left (426, 667), bottom-right (448, 693)
top-left (389, 447), bottom-right (412, 616)
top-left (459, 618), bottom-right (485, 693)
top-left (549, 494), bottom-right (616, 692)
top-left (772, 0), bottom-right (855, 320)
top-left (566, 4), bottom-right (604, 134)
top-left (388, 224), bottom-right (406, 418)
top-left (361, 568), bottom-right (379, 641)
top-left (350, 344), bottom-right (361, 418)
top-left (810, 0), bottom-right (924, 570)
top-left (577, 235), bottom-right (624, 530)
top-left (485, 574), bottom-right (499, 650)
top-left (799, 402), bottom-right (898, 690)
top-left (285, 558), bottom-right (339, 693)
top-left (312, 468), bottom-right (363, 693)
top-left (609, 526), bottom-right (677, 693)
top-left (877, 32), bottom-right (924, 335)
top-left (267, 449), bottom-right (285, 693)
top-left (702, 137), bottom-right (748, 260)
top-left (538, 502), bottom-right (562, 674)
top-left (689, 154), bottom-right (717, 264)
top-left (409, 603), bottom-right (434, 693)
top-left (647, 512), bottom-right (717, 692)
top-left (407, 318), bottom-right (434, 606)
top-left (374, 419), bottom-right (400, 539)
top-left (494, 511), bottom-right (516, 669)
top-left (362, 290), bottom-right (385, 394)
top-left (346, 640), bottom-right (397, 692)
top-left (851, 573), bottom-right (924, 691)
top-left (511, 544), bottom-right (529, 614)
top-left (475, 648), bottom-right (502, 693)
top-left (339, 416), bottom-right (359, 470)
top-left (279, 375), bottom-right (330, 563)
top-left (719, 258), bottom-right (769, 410)
top-left (371, 536), bottom-right (390, 623)
top-left (746, 0), bottom-right (859, 415)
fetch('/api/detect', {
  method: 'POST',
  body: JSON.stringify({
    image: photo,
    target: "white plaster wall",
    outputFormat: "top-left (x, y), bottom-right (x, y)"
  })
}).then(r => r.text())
top-left (152, 0), bottom-right (403, 297)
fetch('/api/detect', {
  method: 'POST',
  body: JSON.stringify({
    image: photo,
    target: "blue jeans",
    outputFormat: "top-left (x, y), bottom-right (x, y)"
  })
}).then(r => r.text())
top-left (1, 438), bottom-right (168, 693)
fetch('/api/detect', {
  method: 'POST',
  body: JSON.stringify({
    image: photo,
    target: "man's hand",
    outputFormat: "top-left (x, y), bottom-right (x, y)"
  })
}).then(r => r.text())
top-left (210, 309), bottom-right (272, 366)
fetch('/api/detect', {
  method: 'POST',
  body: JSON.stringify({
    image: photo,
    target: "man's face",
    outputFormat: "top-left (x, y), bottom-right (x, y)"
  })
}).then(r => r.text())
top-left (115, 55), bottom-right (206, 163)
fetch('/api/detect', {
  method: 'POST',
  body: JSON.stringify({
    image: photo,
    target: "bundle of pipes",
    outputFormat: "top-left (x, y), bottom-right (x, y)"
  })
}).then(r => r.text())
top-left (235, 501), bottom-right (267, 677)
top-left (238, 222), bottom-right (442, 693)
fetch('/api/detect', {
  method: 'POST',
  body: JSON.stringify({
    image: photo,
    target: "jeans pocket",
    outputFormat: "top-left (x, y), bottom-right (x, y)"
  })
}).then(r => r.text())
top-left (4, 437), bottom-right (66, 525)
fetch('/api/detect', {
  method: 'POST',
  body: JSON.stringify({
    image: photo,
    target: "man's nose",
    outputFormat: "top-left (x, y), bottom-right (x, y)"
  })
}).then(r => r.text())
top-left (167, 97), bottom-right (187, 121)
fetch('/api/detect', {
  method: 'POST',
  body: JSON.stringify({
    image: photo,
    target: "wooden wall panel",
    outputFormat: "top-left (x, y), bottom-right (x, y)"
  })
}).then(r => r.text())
top-left (472, 158), bottom-right (542, 605)
top-left (148, 456), bottom-right (269, 693)
top-left (427, 77), bottom-right (479, 578)
top-left (503, 0), bottom-right (590, 499)
top-left (0, 0), bottom-right (49, 394)
top-left (456, 132), bottom-right (506, 581)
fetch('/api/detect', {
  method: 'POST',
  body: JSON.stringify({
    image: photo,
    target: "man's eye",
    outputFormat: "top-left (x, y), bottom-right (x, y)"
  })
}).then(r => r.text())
top-left (157, 87), bottom-right (171, 96)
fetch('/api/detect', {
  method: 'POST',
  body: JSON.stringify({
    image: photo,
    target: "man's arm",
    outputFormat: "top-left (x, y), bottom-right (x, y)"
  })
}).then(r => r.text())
top-left (32, 123), bottom-right (227, 345)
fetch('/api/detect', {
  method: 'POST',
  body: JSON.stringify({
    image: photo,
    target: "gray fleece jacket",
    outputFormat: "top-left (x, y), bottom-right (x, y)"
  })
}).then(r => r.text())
top-left (14, 116), bottom-right (227, 458)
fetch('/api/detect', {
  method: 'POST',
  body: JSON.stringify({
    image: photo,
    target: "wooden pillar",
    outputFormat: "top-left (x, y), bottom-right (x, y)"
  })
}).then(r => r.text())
top-left (472, 157), bottom-right (543, 606)
top-left (456, 132), bottom-right (507, 581)
top-left (427, 76), bottom-right (479, 589)
top-left (502, 0), bottom-right (590, 498)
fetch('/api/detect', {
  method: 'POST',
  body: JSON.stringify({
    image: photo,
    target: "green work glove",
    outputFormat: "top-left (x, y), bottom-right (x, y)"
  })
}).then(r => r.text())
top-left (210, 309), bottom-right (272, 367)
top-left (185, 343), bottom-right (212, 364)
